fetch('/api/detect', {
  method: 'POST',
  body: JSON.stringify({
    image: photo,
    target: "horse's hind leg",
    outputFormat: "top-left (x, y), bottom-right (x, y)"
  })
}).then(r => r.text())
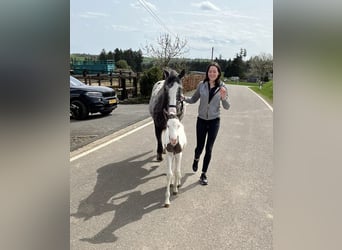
top-left (154, 124), bottom-right (164, 161)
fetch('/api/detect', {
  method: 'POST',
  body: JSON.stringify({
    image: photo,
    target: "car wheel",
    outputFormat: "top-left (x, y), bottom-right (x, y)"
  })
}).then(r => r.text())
top-left (71, 100), bottom-right (88, 120)
top-left (100, 110), bottom-right (112, 116)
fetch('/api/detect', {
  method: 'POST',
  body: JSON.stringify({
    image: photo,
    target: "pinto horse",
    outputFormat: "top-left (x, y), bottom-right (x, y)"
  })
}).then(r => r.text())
top-left (149, 69), bottom-right (185, 161)
top-left (162, 114), bottom-right (187, 207)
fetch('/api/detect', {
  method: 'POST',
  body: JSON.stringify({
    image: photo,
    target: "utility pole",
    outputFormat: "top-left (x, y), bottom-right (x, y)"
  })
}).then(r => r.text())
top-left (211, 47), bottom-right (214, 61)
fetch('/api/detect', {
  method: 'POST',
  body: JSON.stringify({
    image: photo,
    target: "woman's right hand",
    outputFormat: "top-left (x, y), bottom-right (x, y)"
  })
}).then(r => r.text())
top-left (219, 87), bottom-right (227, 100)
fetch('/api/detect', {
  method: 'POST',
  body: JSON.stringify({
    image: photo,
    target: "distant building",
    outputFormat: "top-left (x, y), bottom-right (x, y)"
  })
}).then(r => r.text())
top-left (70, 59), bottom-right (115, 75)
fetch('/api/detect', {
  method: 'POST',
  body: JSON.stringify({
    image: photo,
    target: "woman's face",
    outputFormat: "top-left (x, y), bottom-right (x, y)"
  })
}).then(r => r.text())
top-left (208, 66), bottom-right (219, 82)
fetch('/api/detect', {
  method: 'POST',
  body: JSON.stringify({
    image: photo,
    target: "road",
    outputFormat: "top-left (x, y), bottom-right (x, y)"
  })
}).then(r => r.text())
top-left (70, 104), bottom-right (150, 152)
top-left (70, 85), bottom-right (273, 249)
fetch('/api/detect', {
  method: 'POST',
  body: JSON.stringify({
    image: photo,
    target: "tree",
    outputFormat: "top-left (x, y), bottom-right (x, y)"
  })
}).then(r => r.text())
top-left (113, 48), bottom-right (143, 72)
top-left (98, 49), bottom-right (107, 61)
top-left (143, 33), bottom-right (189, 68)
top-left (114, 48), bottom-right (122, 62)
top-left (107, 51), bottom-right (114, 61)
top-left (139, 66), bottom-right (163, 97)
top-left (247, 53), bottom-right (273, 81)
top-left (224, 53), bottom-right (247, 78)
top-left (168, 58), bottom-right (189, 74)
top-left (115, 59), bottom-right (130, 69)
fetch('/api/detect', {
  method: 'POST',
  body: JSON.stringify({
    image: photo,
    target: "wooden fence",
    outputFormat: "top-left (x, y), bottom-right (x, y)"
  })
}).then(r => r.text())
top-left (182, 72), bottom-right (205, 92)
top-left (72, 70), bottom-right (140, 100)
top-left (72, 70), bottom-right (205, 100)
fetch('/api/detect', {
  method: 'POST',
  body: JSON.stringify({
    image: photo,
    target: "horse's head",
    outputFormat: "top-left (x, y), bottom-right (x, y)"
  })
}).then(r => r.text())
top-left (166, 116), bottom-right (182, 146)
top-left (163, 69), bottom-right (185, 115)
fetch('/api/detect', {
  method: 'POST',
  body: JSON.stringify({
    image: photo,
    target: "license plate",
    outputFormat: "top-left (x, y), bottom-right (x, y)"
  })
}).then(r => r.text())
top-left (109, 99), bottom-right (117, 104)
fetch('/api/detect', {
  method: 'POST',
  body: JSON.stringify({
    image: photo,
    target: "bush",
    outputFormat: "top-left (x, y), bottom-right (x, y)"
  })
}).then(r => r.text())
top-left (139, 66), bottom-right (163, 97)
top-left (115, 59), bottom-right (130, 69)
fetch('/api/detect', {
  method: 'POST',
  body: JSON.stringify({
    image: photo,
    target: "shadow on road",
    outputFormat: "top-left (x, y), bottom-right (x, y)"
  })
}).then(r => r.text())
top-left (71, 150), bottom-right (196, 244)
top-left (71, 151), bottom-right (160, 220)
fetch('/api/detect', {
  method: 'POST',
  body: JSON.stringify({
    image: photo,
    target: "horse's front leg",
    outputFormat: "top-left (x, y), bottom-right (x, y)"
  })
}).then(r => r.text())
top-left (164, 153), bottom-right (173, 208)
top-left (173, 152), bottom-right (182, 195)
top-left (154, 124), bottom-right (164, 161)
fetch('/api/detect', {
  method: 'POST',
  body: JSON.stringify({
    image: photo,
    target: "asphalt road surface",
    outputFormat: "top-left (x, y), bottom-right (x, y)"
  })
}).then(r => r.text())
top-left (70, 104), bottom-right (150, 152)
top-left (70, 85), bottom-right (273, 249)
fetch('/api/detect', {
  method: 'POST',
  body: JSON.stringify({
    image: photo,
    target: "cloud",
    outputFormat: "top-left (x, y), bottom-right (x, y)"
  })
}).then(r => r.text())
top-left (111, 24), bottom-right (138, 32)
top-left (192, 1), bottom-right (221, 11)
top-left (131, 0), bottom-right (158, 12)
top-left (79, 12), bottom-right (109, 18)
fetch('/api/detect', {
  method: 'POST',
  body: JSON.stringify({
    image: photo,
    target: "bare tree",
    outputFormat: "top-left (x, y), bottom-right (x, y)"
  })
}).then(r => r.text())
top-left (248, 53), bottom-right (273, 81)
top-left (143, 33), bottom-right (189, 68)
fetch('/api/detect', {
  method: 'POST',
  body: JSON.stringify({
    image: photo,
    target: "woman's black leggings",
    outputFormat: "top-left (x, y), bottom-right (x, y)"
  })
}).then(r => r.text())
top-left (194, 117), bottom-right (220, 173)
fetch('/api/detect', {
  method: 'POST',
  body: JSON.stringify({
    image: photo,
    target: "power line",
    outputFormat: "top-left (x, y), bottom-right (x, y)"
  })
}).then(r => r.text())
top-left (138, 0), bottom-right (176, 37)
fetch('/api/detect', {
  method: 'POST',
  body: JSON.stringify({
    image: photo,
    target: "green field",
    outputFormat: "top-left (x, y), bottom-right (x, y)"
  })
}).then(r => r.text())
top-left (249, 81), bottom-right (273, 105)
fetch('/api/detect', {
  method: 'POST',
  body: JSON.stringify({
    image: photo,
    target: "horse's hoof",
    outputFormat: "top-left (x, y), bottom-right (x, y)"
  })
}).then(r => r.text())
top-left (157, 154), bottom-right (163, 161)
top-left (173, 192), bottom-right (178, 195)
top-left (164, 204), bottom-right (170, 208)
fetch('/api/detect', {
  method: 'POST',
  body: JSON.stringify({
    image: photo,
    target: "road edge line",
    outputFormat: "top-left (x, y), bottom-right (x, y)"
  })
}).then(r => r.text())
top-left (247, 86), bottom-right (273, 112)
top-left (70, 117), bottom-right (153, 162)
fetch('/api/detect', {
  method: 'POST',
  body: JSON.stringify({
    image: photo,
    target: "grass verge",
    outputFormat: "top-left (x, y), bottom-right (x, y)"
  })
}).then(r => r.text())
top-left (249, 81), bottom-right (273, 105)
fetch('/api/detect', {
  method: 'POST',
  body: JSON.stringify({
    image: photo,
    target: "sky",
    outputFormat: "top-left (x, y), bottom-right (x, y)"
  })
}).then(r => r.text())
top-left (70, 0), bottom-right (273, 60)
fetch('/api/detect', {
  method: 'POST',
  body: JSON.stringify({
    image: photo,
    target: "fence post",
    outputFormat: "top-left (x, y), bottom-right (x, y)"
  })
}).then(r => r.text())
top-left (82, 70), bottom-right (88, 85)
top-left (97, 73), bottom-right (101, 86)
top-left (133, 73), bottom-right (138, 97)
top-left (121, 77), bottom-right (127, 100)
top-left (109, 72), bottom-right (113, 86)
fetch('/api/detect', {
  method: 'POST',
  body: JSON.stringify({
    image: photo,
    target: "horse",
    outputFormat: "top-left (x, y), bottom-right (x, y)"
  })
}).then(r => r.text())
top-left (162, 113), bottom-right (187, 207)
top-left (149, 69), bottom-right (185, 161)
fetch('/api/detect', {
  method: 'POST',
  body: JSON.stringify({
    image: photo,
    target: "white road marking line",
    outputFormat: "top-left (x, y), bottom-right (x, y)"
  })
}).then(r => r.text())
top-left (70, 120), bottom-right (154, 162)
top-left (247, 87), bottom-right (273, 112)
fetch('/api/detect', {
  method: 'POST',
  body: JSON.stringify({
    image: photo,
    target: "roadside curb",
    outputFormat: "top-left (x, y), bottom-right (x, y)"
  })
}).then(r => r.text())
top-left (70, 117), bottom-right (153, 161)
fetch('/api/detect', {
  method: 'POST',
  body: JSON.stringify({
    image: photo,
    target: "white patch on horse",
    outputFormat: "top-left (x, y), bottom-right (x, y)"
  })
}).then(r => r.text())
top-left (162, 117), bottom-right (187, 207)
top-left (168, 83), bottom-right (178, 105)
top-left (148, 80), bottom-right (165, 117)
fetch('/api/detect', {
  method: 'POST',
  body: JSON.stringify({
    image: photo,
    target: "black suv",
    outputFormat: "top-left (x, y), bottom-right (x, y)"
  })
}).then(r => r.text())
top-left (70, 76), bottom-right (118, 119)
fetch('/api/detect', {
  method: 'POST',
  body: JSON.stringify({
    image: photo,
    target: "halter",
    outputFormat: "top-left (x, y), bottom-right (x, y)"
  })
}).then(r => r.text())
top-left (167, 113), bottom-right (178, 120)
top-left (168, 87), bottom-right (183, 107)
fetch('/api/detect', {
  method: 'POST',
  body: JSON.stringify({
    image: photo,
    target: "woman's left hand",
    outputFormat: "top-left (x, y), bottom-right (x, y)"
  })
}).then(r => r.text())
top-left (219, 87), bottom-right (227, 100)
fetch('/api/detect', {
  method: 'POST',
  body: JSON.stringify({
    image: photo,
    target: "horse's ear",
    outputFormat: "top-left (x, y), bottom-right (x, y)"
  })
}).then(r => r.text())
top-left (178, 69), bottom-right (185, 79)
top-left (163, 70), bottom-right (169, 80)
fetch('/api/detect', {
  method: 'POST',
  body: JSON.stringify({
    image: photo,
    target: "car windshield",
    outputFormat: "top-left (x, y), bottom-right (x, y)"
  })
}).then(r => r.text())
top-left (70, 76), bottom-right (86, 87)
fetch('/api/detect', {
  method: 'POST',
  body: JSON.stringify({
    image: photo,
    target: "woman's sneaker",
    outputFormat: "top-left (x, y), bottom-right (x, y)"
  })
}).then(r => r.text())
top-left (192, 159), bottom-right (199, 172)
top-left (199, 173), bottom-right (208, 185)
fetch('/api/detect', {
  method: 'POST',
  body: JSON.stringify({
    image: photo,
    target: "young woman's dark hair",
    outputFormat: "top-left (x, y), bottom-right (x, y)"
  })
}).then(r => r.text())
top-left (203, 62), bottom-right (222, 87)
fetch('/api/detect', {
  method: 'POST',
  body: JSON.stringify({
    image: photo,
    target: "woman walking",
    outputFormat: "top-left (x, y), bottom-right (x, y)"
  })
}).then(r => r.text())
top-left (183, 62), bottom-right (230, 185)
